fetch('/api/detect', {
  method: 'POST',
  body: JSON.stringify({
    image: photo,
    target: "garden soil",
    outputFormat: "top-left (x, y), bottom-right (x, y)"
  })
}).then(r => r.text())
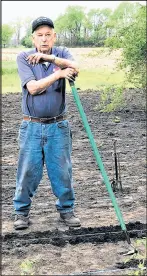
top-left (2, 90), bottom-right (146, 275)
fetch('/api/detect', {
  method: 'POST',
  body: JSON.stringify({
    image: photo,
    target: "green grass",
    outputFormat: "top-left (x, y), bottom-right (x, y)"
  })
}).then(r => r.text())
top-left (2, 61), bottom-right (21, 93)
top-left (2, 75), bottom-right (21, 93)
top-left (2, 60), bottom-right (126, 93)
top-left (73, 69), bottom-right (125, 91)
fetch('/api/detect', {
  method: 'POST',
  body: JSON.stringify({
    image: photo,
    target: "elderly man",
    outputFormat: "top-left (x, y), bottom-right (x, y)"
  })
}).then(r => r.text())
top-left (13, 16), bottom-right (81, 230)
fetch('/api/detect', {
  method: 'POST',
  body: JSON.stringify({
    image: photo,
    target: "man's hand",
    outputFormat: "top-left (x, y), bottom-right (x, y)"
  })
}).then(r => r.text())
top-left (26, 53), bottom-right (54, 65)
top-left (26, 53), bottom-right (79, 76)
top-left (56, 68), bottom-right (78, 82)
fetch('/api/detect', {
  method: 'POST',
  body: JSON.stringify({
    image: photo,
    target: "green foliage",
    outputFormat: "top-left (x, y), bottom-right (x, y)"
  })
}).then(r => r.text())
top-left (21, 26), bottom-right (33, 48)
top-left (2, 24), bottom-right (14, 47)
top-left (20, 260), bottom-right (35, 275)
top-left (21, 36), bottom-right (32, 48)
top-left (96, 84), bottom-right (125, 112)
top-left (120, 6), bottom-right (146, 88)
top-left (108, 1), bottom-right (140, 29)
top-left (86, 8), bottom-right (112, 46)
top-left (55, 5), bottom-right (86, 46)
top-left (54, 5), bottom-right (112, 47)
top-left (7, 1), bottom-right (144, 50)
top-left (127, 238), bottom-right (147, 276)
top-left (105, 4), bottom-right (146, 88)
top-left (105, 2), bottom-right (141, 49)
top-left (105, 36), bottom-right (122, 48)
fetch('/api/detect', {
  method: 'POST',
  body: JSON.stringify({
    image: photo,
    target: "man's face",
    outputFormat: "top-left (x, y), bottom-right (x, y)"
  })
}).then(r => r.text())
top-left (32, 25), bottom-right (56, 53)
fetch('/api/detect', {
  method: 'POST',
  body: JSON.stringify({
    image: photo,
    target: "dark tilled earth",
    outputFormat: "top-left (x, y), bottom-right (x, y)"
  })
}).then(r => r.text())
top-left (2, 90), bottom-right (146, 275)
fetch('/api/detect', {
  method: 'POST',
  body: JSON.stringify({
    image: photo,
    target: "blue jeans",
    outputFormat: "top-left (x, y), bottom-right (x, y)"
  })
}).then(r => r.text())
top-left (13, 119), bottom-right (75, 216)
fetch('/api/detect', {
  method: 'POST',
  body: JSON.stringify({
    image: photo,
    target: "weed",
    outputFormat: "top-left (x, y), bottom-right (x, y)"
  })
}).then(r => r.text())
top-left (19, 259), bottom-right (35, 275)
top-left (95, 84), bottom-right (126, 112)
top-left (127, 238), bottom-right (147, 276)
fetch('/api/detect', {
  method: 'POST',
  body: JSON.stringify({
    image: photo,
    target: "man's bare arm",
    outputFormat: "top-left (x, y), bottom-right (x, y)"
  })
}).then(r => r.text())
top-left (52, 56), bottom-right (79, 71)
top-left (26, 67), bottom-right (76, 95)
top-left (26, 53), bottom-right (79, 73)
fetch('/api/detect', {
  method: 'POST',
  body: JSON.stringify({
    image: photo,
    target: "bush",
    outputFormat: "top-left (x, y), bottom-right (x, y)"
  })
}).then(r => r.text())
top-left (21, 36), bottom-right (33, 48)
top-left (120, 6), bottom-right (146, 88)
top-left (105, 6), bottom-right (146, 88)
top-left (96, 85), bottom-right (125, 112)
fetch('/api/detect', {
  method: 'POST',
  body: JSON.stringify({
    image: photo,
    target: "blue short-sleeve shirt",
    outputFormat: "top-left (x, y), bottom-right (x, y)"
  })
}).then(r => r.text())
top-left (17, 46), bottom-right (74, 118)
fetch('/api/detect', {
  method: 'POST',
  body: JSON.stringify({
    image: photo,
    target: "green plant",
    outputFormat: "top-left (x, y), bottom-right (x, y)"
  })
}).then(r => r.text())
top-left (19, 260), bottom-right (35, 275)
top-left (2, 24), bottom-right (14, 47)
top-left (127, 238), bottom-right (147, 276)
top-left (95, 84), bottom-right (126, 112)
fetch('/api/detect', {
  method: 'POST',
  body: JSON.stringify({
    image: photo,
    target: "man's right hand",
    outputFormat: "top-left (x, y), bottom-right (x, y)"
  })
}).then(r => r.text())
top-left (56, 68), bottom-right (78, 82)
top-left (26, 53), bottom-right (54, 65)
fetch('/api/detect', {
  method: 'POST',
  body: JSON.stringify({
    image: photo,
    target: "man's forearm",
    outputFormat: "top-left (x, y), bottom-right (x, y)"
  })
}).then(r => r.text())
top-left (26, 53), bottom-right (79, 72)
top-left (27, 71), bottom-right (59, 95)
top-left (46, 54), bottom-right (78, 71)
top-left (52, 56), bottom-right (78, 71)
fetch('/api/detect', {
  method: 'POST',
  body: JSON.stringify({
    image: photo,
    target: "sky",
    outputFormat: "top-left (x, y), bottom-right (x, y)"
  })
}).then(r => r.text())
top-left (2, 0), bottom-right (146, 24)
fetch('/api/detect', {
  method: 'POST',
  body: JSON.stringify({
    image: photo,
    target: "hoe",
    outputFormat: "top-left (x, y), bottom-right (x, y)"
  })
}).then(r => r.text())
top-left (69, 79), bottom-right (137, 255)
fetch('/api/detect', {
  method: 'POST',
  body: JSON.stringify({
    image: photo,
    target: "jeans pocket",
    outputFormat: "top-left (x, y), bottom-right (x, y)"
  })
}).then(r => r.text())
top-left (57, 120), bottom-right (69, 129)
top-left (20, 120), bottom-right (29, 129)
top-left (18, 121), bottom-right (29, 144)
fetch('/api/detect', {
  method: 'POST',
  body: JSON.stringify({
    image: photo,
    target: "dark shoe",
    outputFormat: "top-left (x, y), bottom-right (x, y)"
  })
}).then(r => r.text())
top-left (14, 214), bottom-right (30, 230)
top-left (59, 212), bottom-right (81, 227)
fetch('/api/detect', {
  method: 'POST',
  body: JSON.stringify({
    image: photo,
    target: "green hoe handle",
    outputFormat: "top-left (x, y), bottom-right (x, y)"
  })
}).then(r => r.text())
top-left (69, 81), bottom-right (127, 232)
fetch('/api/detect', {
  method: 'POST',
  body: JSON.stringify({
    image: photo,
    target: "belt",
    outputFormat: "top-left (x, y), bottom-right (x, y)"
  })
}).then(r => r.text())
top-left (23, 114), bottom-right (67, 124)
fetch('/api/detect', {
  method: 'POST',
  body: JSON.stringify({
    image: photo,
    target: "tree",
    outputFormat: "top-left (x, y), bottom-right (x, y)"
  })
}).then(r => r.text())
top-left (20, 17), bottom-right (34, 48)
top-left (21, 35), bottom-right (32, 48)
top-left (54, 14), bottom-right (69, 45)
top-left (120, 6), bottom-right (146, 88)
top-left (105, 1), bottom-right (141, 48)
top-left (87, 8), bottom-right (112, 46)
top-left (99, 4), bottom-right (146, 112)
top-left (55, 5), bottom-right (86, 46)
top-left (11, 17), bottom-right (24, 46)
top-left (2, 24), bottom-right (14, 47)
top-left (64, 5), bottom-right (86, 45)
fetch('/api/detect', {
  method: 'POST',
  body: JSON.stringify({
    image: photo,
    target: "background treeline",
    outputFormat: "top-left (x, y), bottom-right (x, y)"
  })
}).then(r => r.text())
top-left (2, 2), bottom-right (145, 48)
top-left (2, 2), bottom-right (146, 89)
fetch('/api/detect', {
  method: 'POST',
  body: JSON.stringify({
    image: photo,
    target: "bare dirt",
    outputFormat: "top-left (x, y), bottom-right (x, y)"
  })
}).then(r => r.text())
top-left (2, 89), bottom-right (146, 275)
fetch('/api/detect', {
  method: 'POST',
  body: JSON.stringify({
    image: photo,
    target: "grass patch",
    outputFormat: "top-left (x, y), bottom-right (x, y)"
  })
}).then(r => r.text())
top-left (2, 74), bottom-right (21, 93)
top-left (73, 69), bottom-right (125, 91)
top-left (2, 61), bottom-right (18, 74)
top-left (2, 61), bottom-right (21, 93)
top-left (2, 60), bottom-right (126, 93)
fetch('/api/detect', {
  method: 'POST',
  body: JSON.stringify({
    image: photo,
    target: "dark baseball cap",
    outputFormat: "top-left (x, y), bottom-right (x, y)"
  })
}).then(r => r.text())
top-left (32, 16), bottom-right (54, 33)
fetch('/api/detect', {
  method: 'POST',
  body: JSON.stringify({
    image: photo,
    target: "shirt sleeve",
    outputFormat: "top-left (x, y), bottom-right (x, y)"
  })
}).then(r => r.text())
top-left (61, 47), bottom-right (75, 61)
top-left (17, 52), bottom-right (36, 88)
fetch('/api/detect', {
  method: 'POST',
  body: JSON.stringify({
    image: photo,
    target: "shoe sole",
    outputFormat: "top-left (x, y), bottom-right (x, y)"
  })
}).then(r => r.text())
top-left (14, 225), bottom-right (29, 230)
top-left (14, 223), bottom-right (29, 230)
top-left (59, 218), bottom-right (81, 227)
